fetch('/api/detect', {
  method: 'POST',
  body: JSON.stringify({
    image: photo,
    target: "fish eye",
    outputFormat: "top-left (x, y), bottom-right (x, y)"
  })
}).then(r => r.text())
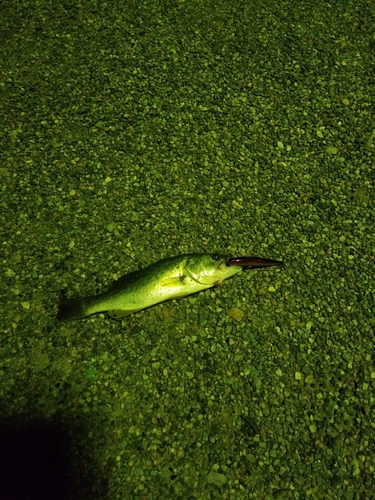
top-left (213, 255), bottom-right (221, 261)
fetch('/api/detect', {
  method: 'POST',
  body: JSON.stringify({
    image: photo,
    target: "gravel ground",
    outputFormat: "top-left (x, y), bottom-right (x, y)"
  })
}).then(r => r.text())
top-left (1, 0), bottom-right (374, 498)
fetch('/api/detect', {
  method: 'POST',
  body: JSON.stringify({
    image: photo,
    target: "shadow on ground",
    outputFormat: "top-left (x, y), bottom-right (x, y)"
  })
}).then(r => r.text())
top-left (0, 413), bottom-right (108, 500)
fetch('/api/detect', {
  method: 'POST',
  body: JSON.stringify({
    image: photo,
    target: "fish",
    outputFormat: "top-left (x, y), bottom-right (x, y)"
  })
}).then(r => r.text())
top-left (57, 253), bottom-right (283, 321)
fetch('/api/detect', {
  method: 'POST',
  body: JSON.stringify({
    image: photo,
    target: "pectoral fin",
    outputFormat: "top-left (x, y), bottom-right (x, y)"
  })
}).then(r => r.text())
top-left (161, 276), bottom-right (186, 287)
top-left (160, 275), bottom-right (196, 299)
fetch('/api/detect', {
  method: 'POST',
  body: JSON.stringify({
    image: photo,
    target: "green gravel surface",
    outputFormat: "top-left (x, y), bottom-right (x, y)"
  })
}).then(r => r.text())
top-left (1, 0), bottom-right (374, 498)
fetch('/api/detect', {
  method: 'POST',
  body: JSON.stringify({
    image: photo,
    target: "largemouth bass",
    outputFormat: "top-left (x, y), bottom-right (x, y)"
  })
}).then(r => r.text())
top-left (57, 253), bottom-right (282, 321)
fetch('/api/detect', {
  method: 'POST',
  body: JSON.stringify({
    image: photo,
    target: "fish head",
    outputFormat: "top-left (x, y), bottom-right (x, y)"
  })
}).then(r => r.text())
top-left (185, 254), bottom-right (241, 286)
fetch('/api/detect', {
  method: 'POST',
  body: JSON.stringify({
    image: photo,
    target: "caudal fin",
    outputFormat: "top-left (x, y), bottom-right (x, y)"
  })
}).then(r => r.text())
top-left (57, 295), bottom-right (87, 321)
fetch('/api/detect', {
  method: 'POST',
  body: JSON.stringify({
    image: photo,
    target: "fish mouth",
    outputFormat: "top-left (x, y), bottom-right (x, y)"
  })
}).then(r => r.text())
top-left (226, 256), bottom-right (283, 268)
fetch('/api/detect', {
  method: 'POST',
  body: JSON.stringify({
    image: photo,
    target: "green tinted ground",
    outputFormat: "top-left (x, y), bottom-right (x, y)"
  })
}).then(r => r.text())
top-left (1, 0), bottom-right (374, 498)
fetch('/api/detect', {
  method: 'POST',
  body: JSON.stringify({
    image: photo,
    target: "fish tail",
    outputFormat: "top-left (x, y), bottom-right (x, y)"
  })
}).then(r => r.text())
top-left (57, 295), bottom-right (87, 321)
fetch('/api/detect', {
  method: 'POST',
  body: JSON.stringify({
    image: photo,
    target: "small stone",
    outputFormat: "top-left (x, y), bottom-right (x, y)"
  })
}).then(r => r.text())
top-left (207, 471), bottom-right (227, 486)
top-left (326, 146), bottom-right (338, 155)
top-left (228, 307), bottom-right (245, 322)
